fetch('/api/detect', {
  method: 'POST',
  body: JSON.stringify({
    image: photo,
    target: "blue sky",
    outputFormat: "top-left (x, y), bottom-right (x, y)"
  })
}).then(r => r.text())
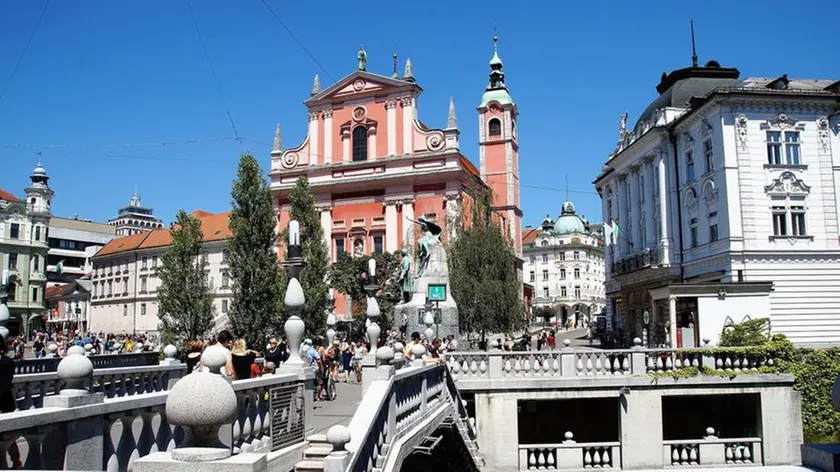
top-left (0, 1), bottom-right (836, 229)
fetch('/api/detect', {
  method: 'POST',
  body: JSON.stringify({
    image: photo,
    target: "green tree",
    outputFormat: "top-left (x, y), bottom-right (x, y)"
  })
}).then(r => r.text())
top-left (156, 210), bottom-right (215, 342)
top-left (278, 177), bottom-right (330, 338)
top-left (328, 251), bottom-right (401, 340)
top-left (449, 186), bottom-right (525, 342)
top-left (227, 153), bottom-right (283, 349)
top-left (720, 317), bottom-right (771, 347)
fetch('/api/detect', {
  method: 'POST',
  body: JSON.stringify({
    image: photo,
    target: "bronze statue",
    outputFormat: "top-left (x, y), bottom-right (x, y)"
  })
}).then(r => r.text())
top-left (408, 216), bottom-right (442, 278)
top-left (397, 249), bottom-right (413, 303)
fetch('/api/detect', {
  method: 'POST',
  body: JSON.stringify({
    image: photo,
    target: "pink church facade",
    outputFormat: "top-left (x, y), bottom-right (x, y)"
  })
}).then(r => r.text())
top-left (270, 42), bottom-right (522, 319)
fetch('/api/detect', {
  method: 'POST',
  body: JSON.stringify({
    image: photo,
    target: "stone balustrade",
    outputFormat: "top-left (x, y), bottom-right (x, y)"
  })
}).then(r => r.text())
top-left (448, 342), bottom-right (779, 384)
top-left (519, 434), bottom-right (621, 470)
top-left (0, 371), bottom-right (311, 471)
top-left (12, 363), bottom-right (186, 410)
top-left (14, 351), bottom-right (161, 375)
top-left (662, 429), bottom-right (762, 467)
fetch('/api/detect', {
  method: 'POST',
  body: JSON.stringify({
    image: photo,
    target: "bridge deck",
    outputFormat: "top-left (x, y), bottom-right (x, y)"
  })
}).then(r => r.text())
top-left (311, 380), bottom-right (364, 433)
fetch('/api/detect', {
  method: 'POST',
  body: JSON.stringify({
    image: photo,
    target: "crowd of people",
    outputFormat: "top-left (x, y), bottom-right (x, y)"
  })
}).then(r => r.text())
top-left (14, 330), bottom-right (159, 359)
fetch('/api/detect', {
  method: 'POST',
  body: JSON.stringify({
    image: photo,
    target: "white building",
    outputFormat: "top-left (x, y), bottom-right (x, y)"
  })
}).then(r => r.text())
top-left (522, 200), bottom-right (605, 326)
top-left (106, 192), bottom-right (164, 237)
top-left (89, 210), bottom-right (231, 334)
top-left (0, 162), bottom-right (53, 335)
top-left (47, 216), bottom-right (116, 282)
top-left (594, 58), bottom-right (840, 348)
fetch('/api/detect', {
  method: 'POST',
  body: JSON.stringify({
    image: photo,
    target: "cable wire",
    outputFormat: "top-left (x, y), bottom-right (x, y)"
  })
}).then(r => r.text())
top-left (0, 0), bottom-right (51, 101)
top-left (185, 0), bottom-right (249, 153)
top-left (257, 0), bottom-right (335, 83)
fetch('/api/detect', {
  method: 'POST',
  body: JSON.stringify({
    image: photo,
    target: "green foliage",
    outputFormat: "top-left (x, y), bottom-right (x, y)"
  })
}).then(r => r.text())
top-left (156, 210), bottom-right (216, 341)
top-left (448, 186), bottom-right (525, 338)
top-left (227, 153), bottom-right (283, 350)
top-left (328, 251), bottom-right (401, 340)
top-left (278, 177), bottom-right (330, 339)
top-left (720, 317), bottom-right (772, 347)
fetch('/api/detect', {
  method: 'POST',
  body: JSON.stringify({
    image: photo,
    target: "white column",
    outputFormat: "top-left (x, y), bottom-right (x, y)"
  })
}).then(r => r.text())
top-left (319, 207), bottom-right (332, 260)
top-left (657, 154), bottom-right (671, 265)
top-left (644, 160), bottom-right (656, 249)
top-left (401, 96), bottom-right (413, 155)
top-left (342, 128), bottom-right (351, 162)
top-left (323, 110), bottom-right (333, 164)
top-left (369, 125), bottom-right (377, 159)
top-left (308, 111), bottom-right (320, 165)
top-left (386, 100), bottom-right (397, 156)
top-left (668, 295), bottom-right (677, 348)
top-left (402, 199), bottom-right (415, 249)
top-left (602, 189), bottom-right (612, 280)
top-left (617, 176), bottom-right (628, 257)
top-left (384, 201), bottom-right (399, 252)
top-left (629, 167), bottom-right (641, 253)
top-left (273, 209), bottom-right (282, 256)
top-left (444, 195), bottom-right (460, 242)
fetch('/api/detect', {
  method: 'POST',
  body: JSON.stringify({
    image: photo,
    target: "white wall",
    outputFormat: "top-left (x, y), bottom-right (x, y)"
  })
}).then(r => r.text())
top-left (697, 294), bottom-right (771, 345)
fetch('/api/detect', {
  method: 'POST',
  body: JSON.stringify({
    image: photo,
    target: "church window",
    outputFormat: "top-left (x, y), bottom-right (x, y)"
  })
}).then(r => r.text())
top-left (488, 118), bottom-right (502, 137)
top-left (352, 126), bottom-right (368, 161)
top-left (335, 239), bottom-right (345, 255)
top-left (373, 235), bottom-right (384, 254)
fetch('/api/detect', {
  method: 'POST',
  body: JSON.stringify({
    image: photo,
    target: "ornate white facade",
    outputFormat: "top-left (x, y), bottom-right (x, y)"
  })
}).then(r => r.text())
top-left (595, 60), bottom-right (840, 347)
top-left (523, 200), bottom-right (605, 325)
top-left (106, 192), bottom-right (164, 236)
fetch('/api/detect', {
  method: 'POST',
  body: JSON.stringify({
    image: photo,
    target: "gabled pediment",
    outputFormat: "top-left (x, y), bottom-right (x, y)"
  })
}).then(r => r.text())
top-left (765, 171), bottom-right (810, 195)
top-left (305, 71), bottom-right (421, 105)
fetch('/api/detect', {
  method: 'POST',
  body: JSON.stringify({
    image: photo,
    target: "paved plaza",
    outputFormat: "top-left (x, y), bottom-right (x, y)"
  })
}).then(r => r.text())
top-left (310, 380), bottom-right (364, 433)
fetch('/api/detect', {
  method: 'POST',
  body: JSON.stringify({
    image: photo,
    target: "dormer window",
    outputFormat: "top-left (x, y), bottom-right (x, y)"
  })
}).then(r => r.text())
top-left (488, 118), bottom-right (502, 138)
top-left (352, 126), bottom-right (368, 161)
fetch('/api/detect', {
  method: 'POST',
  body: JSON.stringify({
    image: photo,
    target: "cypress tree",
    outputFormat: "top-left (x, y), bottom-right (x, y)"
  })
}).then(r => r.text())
top-left (157, 210), bottom-right (216, 342)
top-left (227, 153), bottom-right (283, 350)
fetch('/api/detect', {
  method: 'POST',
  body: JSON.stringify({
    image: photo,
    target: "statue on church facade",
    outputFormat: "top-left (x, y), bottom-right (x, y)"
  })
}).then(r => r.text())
top-left (358, 45), bottom-right (367, 71)
top-left (409, 217), bottom-right (442, 278)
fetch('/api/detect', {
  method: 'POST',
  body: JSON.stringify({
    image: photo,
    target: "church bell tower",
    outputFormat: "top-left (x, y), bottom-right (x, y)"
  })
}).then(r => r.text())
top-left (477, 35), bottom-right (522, 256)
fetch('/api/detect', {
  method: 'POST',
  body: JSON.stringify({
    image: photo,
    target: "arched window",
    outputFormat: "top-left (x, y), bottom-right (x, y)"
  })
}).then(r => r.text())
top-left (352, 126), bottom-right (368, 162)
top-left (488, 118), bottom-right (502, 137)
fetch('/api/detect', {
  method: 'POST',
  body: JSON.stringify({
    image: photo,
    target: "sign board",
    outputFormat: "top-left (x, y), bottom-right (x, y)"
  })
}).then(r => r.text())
top-left (643, 310), bottom-right (650, 326)
top-left (427, 284), bottom-right (447, 302)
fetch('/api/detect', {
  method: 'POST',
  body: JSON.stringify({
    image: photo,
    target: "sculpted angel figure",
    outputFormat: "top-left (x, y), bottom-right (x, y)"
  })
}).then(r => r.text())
top-left (408, 216), bottom-right (442, 278)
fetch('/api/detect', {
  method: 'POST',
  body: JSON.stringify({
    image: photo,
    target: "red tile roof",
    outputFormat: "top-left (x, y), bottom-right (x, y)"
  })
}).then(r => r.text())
top-left (45, 284), bottom-right (71, 298)
top-left (94, 211), bottom-right (232, 257)
top-left (0, 189), bottom-right (21, 203)
top-left (522, 227), bottom-right (543, 245)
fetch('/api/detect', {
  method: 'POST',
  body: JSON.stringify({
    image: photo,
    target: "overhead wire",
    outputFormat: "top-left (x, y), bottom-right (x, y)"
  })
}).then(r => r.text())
top-left (184, 0), bottom-right (248, 153)
top-left (257, 0), bottom-right (335, 83)
top-left (0, 0), bottom-right (51, 101)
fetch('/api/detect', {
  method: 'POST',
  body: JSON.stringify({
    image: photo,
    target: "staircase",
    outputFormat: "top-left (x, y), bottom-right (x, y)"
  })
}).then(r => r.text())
top-left (294, 433), bottom-right (333, 472)
top-left (453, 416), bottom-right (485, 467)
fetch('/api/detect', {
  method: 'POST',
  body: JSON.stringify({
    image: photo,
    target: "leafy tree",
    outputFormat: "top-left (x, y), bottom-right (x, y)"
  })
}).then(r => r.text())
top-left (278, 177), bottom-right (330, 338)
top-left (720, 317), bottom-right (771, 347)
top-left (156, 210), bottom-right (215, 341)
top-left (449, 185), bottom-right (525, 341)
top-left (328, 251), bottom-right (401, 341)
top-left (227, 153), bottom-right (283, 350)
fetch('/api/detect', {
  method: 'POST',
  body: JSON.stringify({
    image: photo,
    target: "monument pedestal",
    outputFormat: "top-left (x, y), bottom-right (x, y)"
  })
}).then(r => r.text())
top-left (394, 244), bottom-right (459, 340)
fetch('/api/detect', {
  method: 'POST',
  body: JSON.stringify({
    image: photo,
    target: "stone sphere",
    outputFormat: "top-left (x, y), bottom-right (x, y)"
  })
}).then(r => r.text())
top-left (563, 339), bottom-right (571, 347)
top-left (163, 344), bottom-right (178, 359)
top-left (47, 343), bottom-right (57, 354)
top-left (376, 346), bottom-right (394, 362)
top-left (166, 369), bottom-right (237, 427)
top-left (201, 345), bottom-right (228, 373)
top-left (84, 343), bottom-right (93, 352)
top-left (424, 328), bottom-right (435, 341)
top-left (490, 340), bottom-right (500, 349)
top-left (67, 345), bottom-right (85, 355)
top-left (326, 425), bottom-right (351, 452)
top-left (705, 427), bottom-right (716, 437)
top-left (632, 337), bottom-right (642, 346)
top-left (393, 342), bottom-right (404, 352)
top-left (57, 352), bottom-right (93, 381)
top-left (410, 344), bottom-right (426, 359)
top-left (564, 431), bottom-right (574, 441)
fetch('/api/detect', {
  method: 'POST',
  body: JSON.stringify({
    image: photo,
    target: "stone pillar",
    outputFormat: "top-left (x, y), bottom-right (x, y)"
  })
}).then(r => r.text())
top-left (323, 110), bottom-right (333, 164)
top-left (602, 188), bottom-right (612, 279)
top-left (401, 96), bottom-right (413, 155)
top-left (342, 128), bottom-right (351, 162)
top-left (386, 100), bottom-right (397, 156)
top-left (283, 278), bottom-right (306, 367)
top-left (620, 388), bottom-right (664, 469)
top-left (644, 159), bottom-right (656, 249)
top-left (319, 206), bottom-right (332, 260)
top-left (368, 123), bottom-right (377, 159)
top-left (323, 426), bottom-right (352, 472)
top-left (384, 201), bottom-right (399, 252)
top-left (475, 392), bottom-right (519, 471)
top-left (629, 167), bottom-right (641, 253)
top-left (444, 194), bottom-right (460, 242)
top-left (616, 176), bottom-right (628, 257)
top-left (668, 295), bottom-right (677, 348)
top-left (402, 199), bottom-right (415, 249)
top-left (657, 154), bottom-right (671, 265)
top-left (308, 111), bottom-right (320, 165)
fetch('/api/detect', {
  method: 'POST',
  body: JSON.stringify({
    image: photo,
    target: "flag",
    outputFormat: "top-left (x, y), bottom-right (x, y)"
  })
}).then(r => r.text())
top-left (55, 260), bottom-right (64, 274)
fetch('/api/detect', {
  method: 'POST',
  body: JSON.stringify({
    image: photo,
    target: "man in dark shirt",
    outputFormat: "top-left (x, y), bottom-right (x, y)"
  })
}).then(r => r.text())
top-left (264, 338), bottom-right (286, 366)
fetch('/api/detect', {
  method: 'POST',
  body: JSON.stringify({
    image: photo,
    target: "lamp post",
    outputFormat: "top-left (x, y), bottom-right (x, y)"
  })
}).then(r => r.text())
top-left (282, 220), bottom-right (307, 279)
top-left (364, 258), bottom-right (380, 351)
top-left (281, 220), bottom-right (307, 366)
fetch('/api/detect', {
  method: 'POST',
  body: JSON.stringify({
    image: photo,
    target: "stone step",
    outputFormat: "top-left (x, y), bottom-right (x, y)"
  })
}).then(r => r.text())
top-left (294, 460), bottom-right (325, 472)
top-left (306, 434), bottom-right (330, 447)
top-left (303, 446), bottom-right (333, 460)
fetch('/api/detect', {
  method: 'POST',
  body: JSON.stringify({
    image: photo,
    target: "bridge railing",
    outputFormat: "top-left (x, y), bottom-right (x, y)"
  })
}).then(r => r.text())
top-left (12, 363), bottom-right (187, 410)
top-left (0, 370), bottom-right (311, 471)
top-left (447, 342), bottom-right (777, 381)
top-left (14, 351), bottom-right (161, 374)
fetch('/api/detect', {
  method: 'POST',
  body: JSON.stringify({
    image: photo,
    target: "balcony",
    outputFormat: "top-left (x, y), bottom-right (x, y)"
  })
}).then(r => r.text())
top-left (611, 247), bottom-right (662, 276)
